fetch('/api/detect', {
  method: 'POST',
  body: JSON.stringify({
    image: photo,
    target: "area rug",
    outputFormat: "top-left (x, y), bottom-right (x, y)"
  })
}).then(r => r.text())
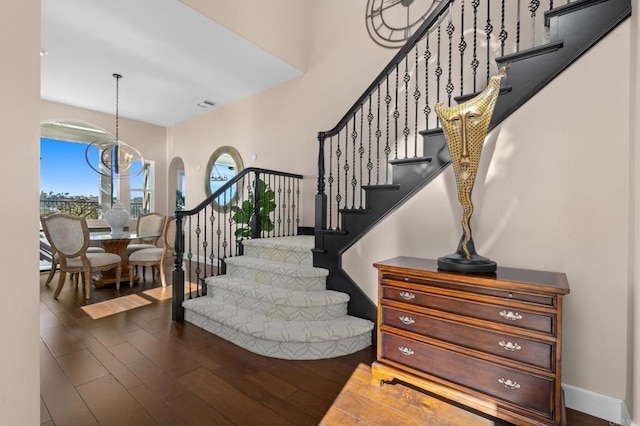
top-left (143, 284), bottom-right (200, 301)
top-left (81, 294), bottom-right (152, 319)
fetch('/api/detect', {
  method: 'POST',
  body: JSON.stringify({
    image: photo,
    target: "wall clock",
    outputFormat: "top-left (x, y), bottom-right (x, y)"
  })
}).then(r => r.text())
top-left (366, 0), bottom-right (442, 48)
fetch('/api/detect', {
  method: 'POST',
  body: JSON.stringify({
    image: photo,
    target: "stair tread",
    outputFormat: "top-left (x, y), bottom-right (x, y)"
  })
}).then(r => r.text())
top-left (241, 235), bottom-right (314, 252)
top-left (224, 256), bottom-right (328, 278)
top-left (183, 297), bottom-right (374, 342)
top-left (204, 275), bottom-right (349, 306)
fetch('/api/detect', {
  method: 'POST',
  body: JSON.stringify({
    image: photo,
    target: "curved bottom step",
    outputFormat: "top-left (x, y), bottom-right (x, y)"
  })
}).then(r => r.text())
top-left (184, 298), bottom-right (373, 360)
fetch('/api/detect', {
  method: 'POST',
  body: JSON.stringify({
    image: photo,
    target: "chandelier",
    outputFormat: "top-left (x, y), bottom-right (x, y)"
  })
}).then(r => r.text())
top-left (85, 73), bottom-right (143, 178)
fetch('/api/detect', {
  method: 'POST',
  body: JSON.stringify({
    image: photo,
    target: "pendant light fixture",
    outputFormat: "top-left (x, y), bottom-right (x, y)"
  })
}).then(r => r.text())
top-left (85, 73), bottom-right (144, 179)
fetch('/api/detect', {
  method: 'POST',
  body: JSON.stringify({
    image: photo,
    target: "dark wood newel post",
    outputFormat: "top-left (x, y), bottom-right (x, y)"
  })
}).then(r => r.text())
top-left (250, 171), bottom-right (262, 239)
top-left (315, 132), bottom-right (327, 231)
top-left (172, 213), bottom-right (185, 321)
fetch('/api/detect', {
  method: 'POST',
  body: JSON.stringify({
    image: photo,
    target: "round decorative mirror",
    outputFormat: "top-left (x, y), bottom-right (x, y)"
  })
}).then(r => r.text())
top-left (204, 146), bottom-right (244, 211)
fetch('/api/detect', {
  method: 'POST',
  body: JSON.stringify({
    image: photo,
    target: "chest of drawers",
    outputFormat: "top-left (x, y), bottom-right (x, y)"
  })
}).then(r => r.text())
top-left (372, 257), bottom-right (570, 426)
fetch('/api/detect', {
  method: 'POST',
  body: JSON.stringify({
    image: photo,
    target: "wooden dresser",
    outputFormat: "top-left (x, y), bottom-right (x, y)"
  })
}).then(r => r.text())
top-left (372, 257), bottom-right (570, 426)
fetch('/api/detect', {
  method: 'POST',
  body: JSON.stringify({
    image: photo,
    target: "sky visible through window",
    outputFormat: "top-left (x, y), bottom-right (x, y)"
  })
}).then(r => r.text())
top-left (40, 138), bottom-right (145, 198)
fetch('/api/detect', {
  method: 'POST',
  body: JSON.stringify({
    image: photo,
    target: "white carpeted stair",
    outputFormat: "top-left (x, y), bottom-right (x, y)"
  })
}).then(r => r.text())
top-left (182, 236), bottom-right (374, 360)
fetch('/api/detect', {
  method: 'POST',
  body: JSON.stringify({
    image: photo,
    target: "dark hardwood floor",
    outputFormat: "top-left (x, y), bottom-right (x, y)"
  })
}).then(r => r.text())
top-left (39, 271), bottom-right (609, 425)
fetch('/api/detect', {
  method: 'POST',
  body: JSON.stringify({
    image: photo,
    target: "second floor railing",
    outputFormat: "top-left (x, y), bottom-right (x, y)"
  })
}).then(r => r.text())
top-left (40, 199), bottom-right (146, 219)
top-left (172, 167), bottom-right (304, 320)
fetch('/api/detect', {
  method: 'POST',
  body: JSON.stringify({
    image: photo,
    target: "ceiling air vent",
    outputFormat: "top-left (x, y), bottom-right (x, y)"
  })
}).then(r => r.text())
top-left (197, 100), bottom-right (216, 108)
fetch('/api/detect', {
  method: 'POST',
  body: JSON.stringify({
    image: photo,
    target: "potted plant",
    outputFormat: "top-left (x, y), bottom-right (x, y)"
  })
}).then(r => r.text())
top-left (230, 178), bottom-right (276, 238)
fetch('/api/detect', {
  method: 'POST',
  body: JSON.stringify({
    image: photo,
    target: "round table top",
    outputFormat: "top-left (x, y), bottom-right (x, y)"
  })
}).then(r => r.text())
top-left (89, 232), bottom-right (159, 241)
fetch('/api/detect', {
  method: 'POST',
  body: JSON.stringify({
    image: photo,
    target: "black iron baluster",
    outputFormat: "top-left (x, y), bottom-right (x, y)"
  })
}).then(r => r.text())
top-left (367, 94), bottom-right (373, 185)
top-left (216, 198), bottom-right (221, 274)
top-left (471, 0), bottom-right (479, 92)
top-left (499, 0), bottom-right (508, 56)
top-left (486, 1), bottom-right (493, 84)
top-left (403, 56), bottom-right (410, 157)
top-left (208, 204), bottom-right (214, 277)
top-left (358, 108), bottom-right (364, 207)
top-left (277, 175), bottom-right (282, 235)
top-left (195, 212), bottom-right (201, 294)
top-left (424, 37), bottom-right (431, 128)
top-left (446, 13), bottom-right (455, 106)
top-left (414, 45), bottom-right (420, 156)
top-left (328, 136), bottom-right (333, 229)
top-left (335, 132), bottom-right (342, 229)
top-left (517, 0), bottom-right (522, 52)
top-left (287, 176), bottom-right (293, 235)
top-left (384, 77), bottom-right (391, 183)
top-left (459, 0), bottom-right (467, 97)
top-left (202, 205), bottom-right (208, 278)
top-left (186, 216), bottom-right (193, 296)
top-left (436, 24), bottom-right (442, 106)
top-left (394, 65), bottom-right (399, 160)
top-left (295, 178), bottom-right (300, 234)
top-left (530, 0), bottom-right (540, 48)
top-left (343, 124), bottom-right (349, 211)
top-left (549, 0), bottom-right (554, 9)
top-left (375, 86), bottom-right (381, 185)
top-left (351, 113), bottom-right (358, 208)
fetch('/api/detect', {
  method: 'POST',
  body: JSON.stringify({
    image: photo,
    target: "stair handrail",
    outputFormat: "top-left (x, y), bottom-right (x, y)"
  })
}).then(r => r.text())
top-left (319, 0), bottom-right (453, 140)
top-left (172, 167), bottom-right (303, 320)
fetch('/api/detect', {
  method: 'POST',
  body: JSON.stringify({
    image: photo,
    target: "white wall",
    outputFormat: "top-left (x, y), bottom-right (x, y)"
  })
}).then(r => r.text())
top-left (345, 21), bottom-right (633, 402)
top-left (0, 1), bottom-right (41, 424)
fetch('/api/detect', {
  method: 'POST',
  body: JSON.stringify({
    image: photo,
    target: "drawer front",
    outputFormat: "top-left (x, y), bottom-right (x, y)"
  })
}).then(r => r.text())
top-left (382, 285), bottom-right (555, 335)
top-left (380, 332), bottom-right (554, 418)
top-left (382, 307), bottom-right (554, 371)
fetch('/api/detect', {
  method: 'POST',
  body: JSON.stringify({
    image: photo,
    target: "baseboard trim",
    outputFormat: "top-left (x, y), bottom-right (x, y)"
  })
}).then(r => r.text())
top-left (563, 383), bottom-right (632, 425)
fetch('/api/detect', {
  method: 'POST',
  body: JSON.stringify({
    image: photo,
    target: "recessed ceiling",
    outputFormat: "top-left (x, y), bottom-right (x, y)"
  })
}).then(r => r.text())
top-left (41, 0), bottom-right (303, 127)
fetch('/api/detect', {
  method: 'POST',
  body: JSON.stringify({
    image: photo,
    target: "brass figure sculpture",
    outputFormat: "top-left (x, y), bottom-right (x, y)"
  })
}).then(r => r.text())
top-left (434, 66), bottom-right (508, 274)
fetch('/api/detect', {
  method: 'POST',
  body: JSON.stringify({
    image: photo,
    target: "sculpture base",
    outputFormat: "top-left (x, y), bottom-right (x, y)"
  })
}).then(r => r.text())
top-left (438, 252), bottom-right (497, 275)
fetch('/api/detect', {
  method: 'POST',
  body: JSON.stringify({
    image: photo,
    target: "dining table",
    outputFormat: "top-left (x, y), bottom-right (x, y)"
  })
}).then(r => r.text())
top-left (89, 231), bottom-right (160, 287)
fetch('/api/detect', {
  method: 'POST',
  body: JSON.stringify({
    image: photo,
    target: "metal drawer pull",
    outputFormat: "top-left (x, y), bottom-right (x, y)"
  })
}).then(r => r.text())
top-left (498, 378), bottom-right (521, 390)
top-left (399, 316), bottom-right (415, 325)
top-left (398, 346), bottom-right (415, 356)
top-left (499, 310), bottom-right (523, 321)
top-left (399, 291), bottom-right (416, 300)
top-left (499, 341), bottom-right (522, 351)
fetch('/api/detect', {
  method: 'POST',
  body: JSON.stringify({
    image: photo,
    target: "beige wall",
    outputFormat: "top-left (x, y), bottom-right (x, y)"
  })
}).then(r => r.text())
top-left (179, 0), bottom-right (310, 71)
top-left (345, 22), bottom-right (633, 401)
top-left (40, 100), bottom-right (170, 216)
top-left (168, 0), bottom-right (395, 227)
top-left (630, 0), bottom-right (639, 419)
top-left (0, 1), bottom-right (41, 424)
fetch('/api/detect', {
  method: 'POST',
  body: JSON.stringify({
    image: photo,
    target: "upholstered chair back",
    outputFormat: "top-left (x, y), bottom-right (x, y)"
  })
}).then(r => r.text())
top-left (137, 213), bottom-right (165, 244)
top-left (41, 214), bottom-right (88, 258)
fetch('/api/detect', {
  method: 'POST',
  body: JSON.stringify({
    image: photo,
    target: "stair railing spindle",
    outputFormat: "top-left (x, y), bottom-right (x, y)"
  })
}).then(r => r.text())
top-left (459, 0), bottom-right (466, 97)
top-left (351, 113), bottom-right (357, 209)
top-left (471, 0), bottom-right (479, 92)
top-left (446, 11), bottom-right (455, 106)
top-left (486, 1), bottom-right (493, 84)
top-left (367, 94), bottom-right (373, 186)
top-left (530, 0), bottom-right (540, 48)
top-left (414, 45), bottom-right (420, 156)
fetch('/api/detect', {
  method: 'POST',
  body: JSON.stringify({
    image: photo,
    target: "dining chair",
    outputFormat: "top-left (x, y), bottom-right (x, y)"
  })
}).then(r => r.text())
top-left (126, 212), bottom-right (166, 255)
top-left (41, 213), bottom-right (122, 299)
top-left (41, 213), bottom-right (106, 286)
top-left (128, 216), bottom-right (177, 288)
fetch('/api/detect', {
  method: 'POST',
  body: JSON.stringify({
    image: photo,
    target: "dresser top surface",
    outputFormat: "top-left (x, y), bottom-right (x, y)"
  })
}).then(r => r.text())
top-left (374, 257), bottom-right (569, 295)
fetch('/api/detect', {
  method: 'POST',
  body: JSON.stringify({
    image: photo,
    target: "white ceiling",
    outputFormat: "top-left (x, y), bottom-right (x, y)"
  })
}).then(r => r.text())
top-left (41, 0), bottom-right (303, 127)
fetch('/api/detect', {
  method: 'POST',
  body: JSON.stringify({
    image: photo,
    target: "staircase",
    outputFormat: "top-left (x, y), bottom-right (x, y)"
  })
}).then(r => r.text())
top-left (173, 0), bottom-right (631, 360)
top-left (182, 236), bottom-right (374, 359)
top-left (313, 0), bottom-right (632, 323)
